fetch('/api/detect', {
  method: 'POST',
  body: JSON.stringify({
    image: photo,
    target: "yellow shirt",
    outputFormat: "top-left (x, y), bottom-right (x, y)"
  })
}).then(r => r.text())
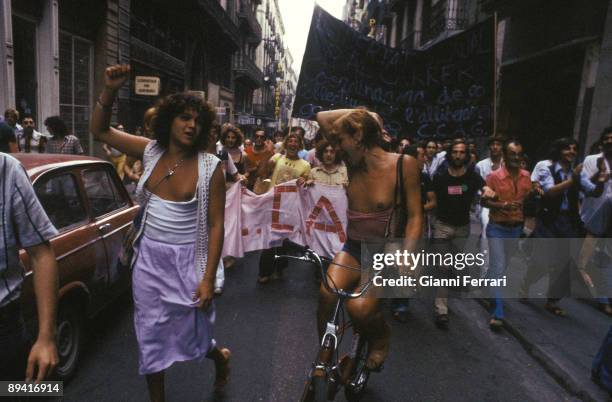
top-left (308, 165), bottom-right (348, 186)
top-left (269, 153), bottom-right (311, 187)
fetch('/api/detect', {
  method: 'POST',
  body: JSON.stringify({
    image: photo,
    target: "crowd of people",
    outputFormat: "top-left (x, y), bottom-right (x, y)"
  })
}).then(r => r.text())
top-left (1, 63), bottom-right (610, 400)
top-left (0, 108), bottom-right (85, 155)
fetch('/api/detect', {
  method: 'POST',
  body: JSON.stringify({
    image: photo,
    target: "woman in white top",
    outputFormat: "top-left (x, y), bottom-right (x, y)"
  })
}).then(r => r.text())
top-left (90, 65), bottom-right (230, 401)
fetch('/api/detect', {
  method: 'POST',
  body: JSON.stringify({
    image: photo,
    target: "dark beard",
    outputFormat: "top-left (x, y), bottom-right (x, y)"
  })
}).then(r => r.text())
top-left (451, 159), bottom-right (465, 168)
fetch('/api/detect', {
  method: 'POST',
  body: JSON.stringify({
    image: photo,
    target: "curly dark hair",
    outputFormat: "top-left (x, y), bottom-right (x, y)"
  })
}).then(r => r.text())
top-left (600, 126), bottom-right (612, 141)
top-left (445, 139), bottom-right (470, 165)
top-left (315, 139), bottom-right (342, 164)
top-left (548, 137), bottom-right (578, 162)
top-left (152, 92), bottom-right (215, 150)
top-left (282, 132), bottom-right (304, 151)
top-left (220, 123), bottom-right (244, 148)
top-left (44, 115), bottom-right (69, 137)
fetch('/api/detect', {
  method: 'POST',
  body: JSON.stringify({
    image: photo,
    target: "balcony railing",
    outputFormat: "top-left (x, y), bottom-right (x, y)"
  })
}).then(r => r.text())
top-left (197, 0), bottom-right (240, 48)
top-left (237, 0), bottom-right (262, 43)
top-left (130, 37), bottom-right (185, 77)
top-left (233, 52), bottom-right (263, 88)
top-left (422, 0), bottom-right (469, 44)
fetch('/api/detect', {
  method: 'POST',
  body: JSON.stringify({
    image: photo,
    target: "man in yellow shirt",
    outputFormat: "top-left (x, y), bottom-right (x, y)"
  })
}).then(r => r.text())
top-left (258, 132), bottom-right (311, 283)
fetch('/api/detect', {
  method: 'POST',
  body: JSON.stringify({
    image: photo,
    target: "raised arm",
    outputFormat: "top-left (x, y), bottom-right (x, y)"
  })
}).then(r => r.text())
top-left (91, 65), bottom-right (150, 158)
top-left (315, 109), bottom-right (354, 134)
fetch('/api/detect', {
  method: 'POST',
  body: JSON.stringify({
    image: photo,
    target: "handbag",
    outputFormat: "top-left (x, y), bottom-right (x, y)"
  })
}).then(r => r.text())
top-left (118, 207), bottom-right (144, 268)
top-left (381, 154), bottom-right (420, 297)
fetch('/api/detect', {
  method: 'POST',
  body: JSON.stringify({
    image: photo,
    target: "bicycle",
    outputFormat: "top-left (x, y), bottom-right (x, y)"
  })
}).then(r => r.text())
top-left (274, 240), bottom-right (387, 402)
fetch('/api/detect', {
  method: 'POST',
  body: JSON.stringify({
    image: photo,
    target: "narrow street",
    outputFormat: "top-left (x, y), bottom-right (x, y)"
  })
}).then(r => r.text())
top-left (63, 253), bottom-right (575, 402)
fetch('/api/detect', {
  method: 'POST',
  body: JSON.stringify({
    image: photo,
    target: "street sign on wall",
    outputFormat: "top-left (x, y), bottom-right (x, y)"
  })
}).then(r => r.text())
top-left (135, 76), bottom-right (160, 96)
top-left (237, 115), bottom-right (256, 125)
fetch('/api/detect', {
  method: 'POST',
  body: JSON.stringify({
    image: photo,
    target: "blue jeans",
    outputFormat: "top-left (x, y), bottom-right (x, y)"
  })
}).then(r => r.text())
top-left (593, 325), bottom-right (612, 392)
top-left (528, 215), bottom-right (581, 301)
top-left (486, 222), bottom-right (523, 319)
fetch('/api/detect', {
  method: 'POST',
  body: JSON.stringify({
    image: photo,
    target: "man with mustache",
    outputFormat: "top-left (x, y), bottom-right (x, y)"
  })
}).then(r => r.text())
top-left (431, 139), bottom-right (495, 329)
top-left (18, 115), bottom-right (48, 153)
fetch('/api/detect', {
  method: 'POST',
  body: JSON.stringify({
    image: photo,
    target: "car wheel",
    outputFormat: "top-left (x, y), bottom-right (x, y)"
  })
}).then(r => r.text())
top-left (55, 303), bottom-right (84, 380)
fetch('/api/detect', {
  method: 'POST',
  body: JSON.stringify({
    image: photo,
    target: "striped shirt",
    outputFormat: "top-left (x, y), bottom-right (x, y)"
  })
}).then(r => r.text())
top-left (46, 135), bottom-right (84, 155)
top-left (0, 153), bottom-right (58, 307)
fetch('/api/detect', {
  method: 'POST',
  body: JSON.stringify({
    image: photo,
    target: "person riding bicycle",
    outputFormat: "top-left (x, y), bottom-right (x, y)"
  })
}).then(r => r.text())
top-left (316, 108), bottom-right (423, 371)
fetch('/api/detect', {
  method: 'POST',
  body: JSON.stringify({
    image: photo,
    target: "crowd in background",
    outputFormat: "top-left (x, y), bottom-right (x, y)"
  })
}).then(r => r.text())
top-left (1, 94), bottom-right (610, 394)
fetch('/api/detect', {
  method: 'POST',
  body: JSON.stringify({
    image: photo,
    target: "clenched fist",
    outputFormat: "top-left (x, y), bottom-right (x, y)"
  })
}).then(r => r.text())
top-left (104, 64), bottom-right (131, 91)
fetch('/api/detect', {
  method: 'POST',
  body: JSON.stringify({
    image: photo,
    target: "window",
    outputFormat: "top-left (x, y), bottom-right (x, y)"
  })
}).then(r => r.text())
top-left (12, 16), bottom-right (38, 120)
top-left (34, 174), bottom-right (87, 232)
top-left (59, 32), bottom-right (93, 154)
top-left (82, 169), bottom-right (128, 218)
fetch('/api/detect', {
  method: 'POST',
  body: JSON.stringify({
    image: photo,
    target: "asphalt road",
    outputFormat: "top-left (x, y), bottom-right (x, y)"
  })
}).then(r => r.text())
top-left (62, 252), bottom-right (577, 402)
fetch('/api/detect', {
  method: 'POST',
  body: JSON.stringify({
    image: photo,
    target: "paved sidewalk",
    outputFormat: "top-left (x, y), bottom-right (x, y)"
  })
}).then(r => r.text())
top-left (478, 298), bottom-right (611, 401)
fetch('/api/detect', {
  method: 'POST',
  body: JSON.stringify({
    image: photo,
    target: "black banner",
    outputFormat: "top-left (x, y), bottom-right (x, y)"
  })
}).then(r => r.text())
top-left (293, 6), bottom-right (495, 139)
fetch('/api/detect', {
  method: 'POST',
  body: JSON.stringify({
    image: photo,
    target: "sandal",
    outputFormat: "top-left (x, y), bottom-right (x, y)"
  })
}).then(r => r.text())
top-left (214, 348), bottom-right (231, 391)
top-left (365, 323), bottom-right (390, 371)
top-left (435, 314), bottom-right (449, 330)
top-left (489, 318), bottom-right (503, 331)
top-left (257, 276), bottom-right (270, 284)
top-left (336, 354), bottom-right (356, 385)
top-left (544, 302), bottom-right (567, 317)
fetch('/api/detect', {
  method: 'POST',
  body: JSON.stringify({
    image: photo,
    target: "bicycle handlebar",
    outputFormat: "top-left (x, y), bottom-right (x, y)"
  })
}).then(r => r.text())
top-left (281, 238), bottom-right (309, 254)
top-left (274, 245), bottom-right (384, 299)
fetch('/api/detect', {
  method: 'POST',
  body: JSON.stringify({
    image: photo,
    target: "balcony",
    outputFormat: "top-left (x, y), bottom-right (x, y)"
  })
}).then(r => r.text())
top-left (130, 37), bottom-right (185, 77)
top-left (197, 0), bottom-right (241, 48)
top-left (237, 0), bottom-right (262, 44)
top-left (422, 0), bottom-right (469, 45)
top-left (233, 52), bottom-right (263, 89)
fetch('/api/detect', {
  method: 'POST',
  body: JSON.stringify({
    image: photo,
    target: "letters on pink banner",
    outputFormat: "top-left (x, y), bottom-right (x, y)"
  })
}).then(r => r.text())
top-left (222, 181), bottom-right (348, 259)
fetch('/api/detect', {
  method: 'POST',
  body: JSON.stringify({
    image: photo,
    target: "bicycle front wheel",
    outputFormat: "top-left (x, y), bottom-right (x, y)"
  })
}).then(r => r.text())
top-left (299, 373), bottom-right (315, 402)
top-left (312, 375), bottom-right (330, 402)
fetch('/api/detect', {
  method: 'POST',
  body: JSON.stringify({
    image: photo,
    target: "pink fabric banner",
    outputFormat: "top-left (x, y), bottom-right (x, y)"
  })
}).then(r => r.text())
top-left (222, 181), bottom-right (348, 259)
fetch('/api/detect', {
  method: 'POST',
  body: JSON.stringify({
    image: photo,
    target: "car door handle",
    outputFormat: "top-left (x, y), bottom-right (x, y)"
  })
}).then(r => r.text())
top-left (98, 223), bottom-right (112, 234)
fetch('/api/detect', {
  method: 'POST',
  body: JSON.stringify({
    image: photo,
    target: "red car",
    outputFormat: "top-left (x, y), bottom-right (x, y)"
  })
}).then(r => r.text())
top-left (16, 153), bottom-right (139, 379)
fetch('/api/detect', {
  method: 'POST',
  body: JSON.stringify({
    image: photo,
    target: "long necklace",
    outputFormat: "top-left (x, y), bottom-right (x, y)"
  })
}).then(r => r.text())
top-left (165, 156), bottom-right (187, 178)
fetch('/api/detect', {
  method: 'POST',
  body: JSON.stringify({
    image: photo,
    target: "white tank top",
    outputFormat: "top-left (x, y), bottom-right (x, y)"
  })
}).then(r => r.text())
top-left (143, 193), bottom-right (197, 244)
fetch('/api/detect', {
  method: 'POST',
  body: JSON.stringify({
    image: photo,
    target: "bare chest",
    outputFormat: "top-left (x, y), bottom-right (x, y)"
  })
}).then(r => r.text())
top-left (146, 158), bottom-right (199, 201)
top-left (347, 165), bottom-right (397, 212)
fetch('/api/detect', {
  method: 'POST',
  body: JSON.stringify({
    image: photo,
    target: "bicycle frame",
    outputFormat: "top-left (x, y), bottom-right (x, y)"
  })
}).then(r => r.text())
top-left (275, 245), bottom-right (385, 401)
